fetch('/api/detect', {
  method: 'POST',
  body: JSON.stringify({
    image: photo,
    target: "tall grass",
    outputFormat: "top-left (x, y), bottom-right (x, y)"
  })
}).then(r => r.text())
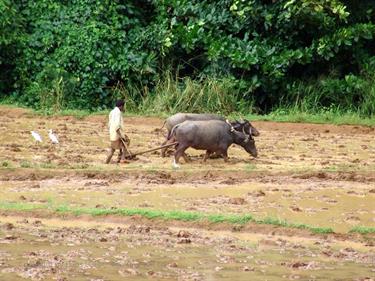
top-left (140, 72), bottom-right (253, 115)
top-left (2, 68), bottom-right (375, 125)
top-left (280, 74), bottom-right (375, 118)
top-left (257, 106), bottom-right (375, 126)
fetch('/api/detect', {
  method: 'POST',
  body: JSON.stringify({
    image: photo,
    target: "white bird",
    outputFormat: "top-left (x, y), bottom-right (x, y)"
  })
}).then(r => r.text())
top-left (48, 129), bottom-right (59, 144)
top-left (31, 131), bottom-right (42, 143)
top-left (172, 158), bottom-right (180, 169)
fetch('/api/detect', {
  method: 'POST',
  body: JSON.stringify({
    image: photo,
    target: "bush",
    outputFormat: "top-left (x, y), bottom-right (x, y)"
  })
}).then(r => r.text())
top-left (1, 0), bottom-right (375, 116)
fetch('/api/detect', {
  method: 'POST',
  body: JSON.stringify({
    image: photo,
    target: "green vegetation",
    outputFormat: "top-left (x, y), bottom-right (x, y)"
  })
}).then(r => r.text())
top-left (1, 161), bottom-right (10, 168)
top-left (349, 226), bottom-right (375, 234)
top-left (246, 108), bottom-right (375, 126)
top-left (1, 0), bottom-right (375, 118)
top-left (254, 217), bottom-right (334, 234)
top-left (0, 201), bottom-right (336, 234)
top-left (19, 160), bottom-right (32, 168)
top-left (0, 202), bottom-right (43, 212)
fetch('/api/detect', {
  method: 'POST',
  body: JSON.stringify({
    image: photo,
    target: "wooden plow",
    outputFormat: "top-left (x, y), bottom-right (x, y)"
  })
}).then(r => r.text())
top-left (120, 139), bottom-right (178, 159)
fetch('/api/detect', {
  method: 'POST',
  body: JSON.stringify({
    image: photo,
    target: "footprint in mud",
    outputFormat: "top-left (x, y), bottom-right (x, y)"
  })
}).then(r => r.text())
top-left (228, 197), bottom-right (247, 205)
top-left (119, 268), bottom-right (139, 277)
top-left (138, 202), bottom-right (154, 208)
top-left (343, 212), bottom-right (361, 223)
top-left (290, 205), bottom-right (303, 212)
top-left (248, 190), bottom-right (266, 197)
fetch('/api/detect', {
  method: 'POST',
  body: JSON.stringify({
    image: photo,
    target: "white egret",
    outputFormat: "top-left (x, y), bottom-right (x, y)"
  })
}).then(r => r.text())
top-left (172, 158), bottom-right (180, 169)
top-left (31, 131), bottom-right (42, 142)
top-left (48, 129), bottom-right (59, 144)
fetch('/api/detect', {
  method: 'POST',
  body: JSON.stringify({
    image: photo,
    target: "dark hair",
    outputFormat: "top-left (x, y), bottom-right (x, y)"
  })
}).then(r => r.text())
top-left (116, 99), bottom-right (125, 107)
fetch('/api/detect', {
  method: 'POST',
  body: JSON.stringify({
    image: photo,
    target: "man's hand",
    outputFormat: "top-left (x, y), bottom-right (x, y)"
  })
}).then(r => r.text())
top-left (121, 134), bottom-right (130, 145)
top-left (116, 128), bottom-right (126, 141)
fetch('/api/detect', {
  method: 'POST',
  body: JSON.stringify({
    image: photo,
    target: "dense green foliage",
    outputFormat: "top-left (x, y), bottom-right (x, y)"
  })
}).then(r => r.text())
top-left (1, 0), bottom-right (375, 115)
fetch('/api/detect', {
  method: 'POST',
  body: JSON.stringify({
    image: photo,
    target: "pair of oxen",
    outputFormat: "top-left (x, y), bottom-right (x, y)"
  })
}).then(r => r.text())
top-left (160, 113), bottom-right (259, 168)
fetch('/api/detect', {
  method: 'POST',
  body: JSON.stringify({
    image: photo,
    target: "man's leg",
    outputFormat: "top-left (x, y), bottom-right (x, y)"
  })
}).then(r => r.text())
top-left (105, 148), bottom-right (115, 164)
top-left (117, 148), bottom-right (123, 163)
top-left (122, 135), bottom-right (131, 158)
top-left (119, 141), bottom-right (128, 163)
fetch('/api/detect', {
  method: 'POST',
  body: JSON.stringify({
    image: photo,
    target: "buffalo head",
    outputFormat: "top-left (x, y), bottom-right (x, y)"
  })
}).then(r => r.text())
top-left (232, 128), bottom-right (258, 158)
top-left (231, 119), bottom-right (260, 137)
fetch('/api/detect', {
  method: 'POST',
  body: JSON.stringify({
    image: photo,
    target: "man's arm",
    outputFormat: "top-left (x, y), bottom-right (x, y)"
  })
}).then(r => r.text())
top-left (113, 110), bottom-right (125, 139)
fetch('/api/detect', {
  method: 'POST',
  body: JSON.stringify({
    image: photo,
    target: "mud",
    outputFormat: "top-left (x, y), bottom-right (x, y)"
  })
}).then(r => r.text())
top-left (0, 106), bottom-right (374, 280)
top-left (1, 107), bottom-right (375, 174)
top-left (1, 174), bottom-right (374, 233)
top-left (0, 217), bottom-right (374, 281)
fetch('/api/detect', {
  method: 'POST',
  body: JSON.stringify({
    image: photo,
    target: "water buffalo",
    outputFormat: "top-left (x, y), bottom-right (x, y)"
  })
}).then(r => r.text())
top-left (168, 120), bottom-right (258, 168)
top-left (160, 113), bottom-right (259, 157)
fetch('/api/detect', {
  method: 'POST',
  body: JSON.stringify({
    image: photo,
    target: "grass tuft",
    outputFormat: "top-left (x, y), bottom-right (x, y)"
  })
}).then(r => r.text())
top-left (349, 226), bottom-right (375, 234)
top-left (20, 160), bottom-right (32, 168)
top-left (1, 161), bottom-right (11, 168)
top-left (255, 217), bottom-right (334, 234)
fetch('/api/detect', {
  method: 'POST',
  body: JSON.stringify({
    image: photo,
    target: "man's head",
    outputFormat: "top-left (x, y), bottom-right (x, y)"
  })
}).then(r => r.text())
top-left (116, 99), bottom-right (125, 112)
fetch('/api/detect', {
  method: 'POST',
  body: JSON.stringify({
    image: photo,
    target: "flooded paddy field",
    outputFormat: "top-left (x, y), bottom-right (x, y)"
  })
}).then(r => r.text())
top-left (0, 216), bottom-right (374, 281)
top-left (0, 106), bottom-right (374, 280)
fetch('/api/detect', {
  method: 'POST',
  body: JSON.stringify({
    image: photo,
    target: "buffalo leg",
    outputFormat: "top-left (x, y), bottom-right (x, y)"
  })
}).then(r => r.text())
top-left (221, 150), bottom-right (229, 162)
top-left (182, 152), bottom-right (190, 162)
top-left (203, 151), bottom-right (211, 162)
top-left (161, 136), bottom-right (175, 157)
top-left (174, 144), bottom-right (189, 165)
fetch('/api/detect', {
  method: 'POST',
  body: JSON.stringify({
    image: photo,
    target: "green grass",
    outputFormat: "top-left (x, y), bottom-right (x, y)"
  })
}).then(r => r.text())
top-left (1, 100), bottom-right (375, 126)
top-left (0, 202), bottom-right (43, 211)
top-left (39, 162), bottom-right (58, 169)
top-left (254, 217), bottom-right (334, 234)
top-left (349, 226), bottom-right (375, 234)
top-left (1, 161), bottom-right (11, 168)
top-left (0, 201), bottom-right (339, 234)
top-left (207, 214), bottom-right (254, 224)
top-left (20, 160), bottom-right (32, 168)
top-left (242, 108), bottom-right (375, 127)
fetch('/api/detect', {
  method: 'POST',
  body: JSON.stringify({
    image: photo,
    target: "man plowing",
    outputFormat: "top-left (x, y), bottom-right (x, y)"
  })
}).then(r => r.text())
top-left (105, 99), bottom-right (131, 164)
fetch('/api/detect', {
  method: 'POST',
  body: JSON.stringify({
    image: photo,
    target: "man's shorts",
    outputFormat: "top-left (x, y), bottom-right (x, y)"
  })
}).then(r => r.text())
top-left (110, 135), bottom-right (130, 149)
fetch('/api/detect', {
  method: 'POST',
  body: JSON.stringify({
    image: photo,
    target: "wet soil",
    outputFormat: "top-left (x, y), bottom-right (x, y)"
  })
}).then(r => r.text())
top-left (0, 106), bottom-right (374, 280)
top-left (0, 216), bottom-right (374, 281)
top-left (0, 174), bottom-right (374, 233)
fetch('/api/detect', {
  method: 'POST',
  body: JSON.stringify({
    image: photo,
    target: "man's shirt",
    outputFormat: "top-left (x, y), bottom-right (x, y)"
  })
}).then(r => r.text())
top-left (108, 107), bottom-right (124, 141)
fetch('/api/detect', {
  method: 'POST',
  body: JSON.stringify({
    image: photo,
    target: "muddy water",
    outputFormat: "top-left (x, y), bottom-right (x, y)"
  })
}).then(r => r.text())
top-left (1, 176), bottom-right (374, 233)
top-left (1, 217), bottom-right (374, 281)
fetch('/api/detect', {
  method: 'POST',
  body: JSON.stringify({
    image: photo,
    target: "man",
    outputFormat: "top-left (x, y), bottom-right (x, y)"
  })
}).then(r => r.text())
top-left (105, 100), bottom-right (131, 164)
